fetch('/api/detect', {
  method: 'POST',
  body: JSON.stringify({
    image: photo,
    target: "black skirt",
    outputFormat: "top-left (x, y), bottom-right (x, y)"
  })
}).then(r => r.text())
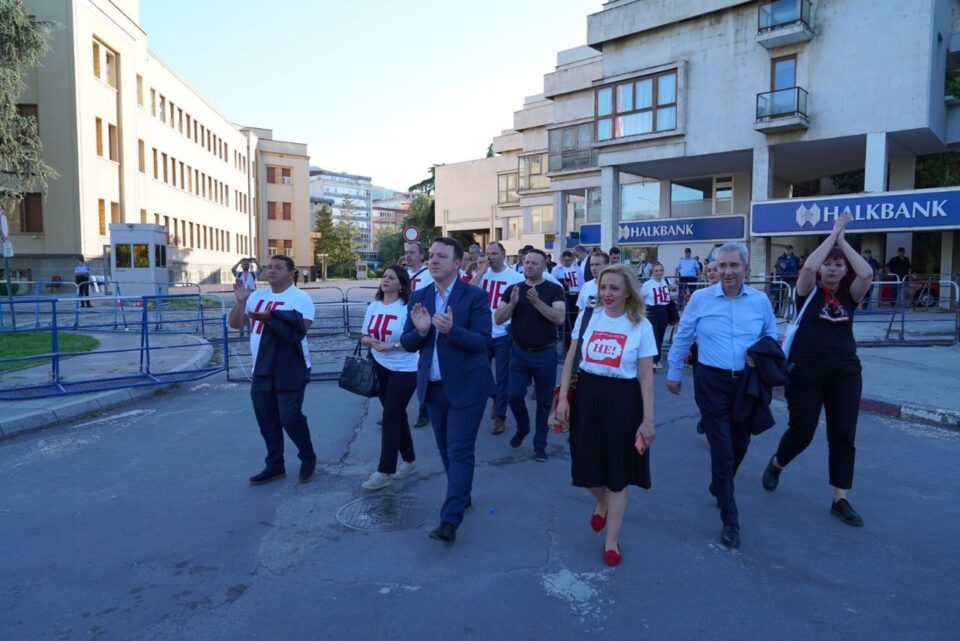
top-left (569, 370), bottom-right (650, 491)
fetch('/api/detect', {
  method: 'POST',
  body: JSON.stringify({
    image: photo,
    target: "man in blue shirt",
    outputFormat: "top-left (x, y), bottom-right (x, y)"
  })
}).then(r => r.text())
top-left (666, 243), bottom-right (778, 549)
top-left (675, 247), bottom-right (701, 307)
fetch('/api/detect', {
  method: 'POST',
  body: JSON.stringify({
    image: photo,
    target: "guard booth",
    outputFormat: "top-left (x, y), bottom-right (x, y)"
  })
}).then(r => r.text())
top-left (109, 223), bottom-right (168, 297)
top-left (356, 260), bottom-right (368, 280)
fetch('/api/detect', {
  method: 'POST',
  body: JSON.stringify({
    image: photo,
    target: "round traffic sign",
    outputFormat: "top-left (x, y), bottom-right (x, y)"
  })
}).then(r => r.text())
top-left (402, 225), bottom-right (420, 242)
top-left (0, 210), bottom-right (8, 241)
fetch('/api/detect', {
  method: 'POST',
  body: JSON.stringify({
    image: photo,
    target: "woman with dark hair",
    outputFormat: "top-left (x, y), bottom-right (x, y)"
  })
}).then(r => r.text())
top-left (761, 212), bottom-right (874, 526)
top-left (359, 265), bottom-right (420, 490)
top-left (639, 262), bottom-right (674, 370)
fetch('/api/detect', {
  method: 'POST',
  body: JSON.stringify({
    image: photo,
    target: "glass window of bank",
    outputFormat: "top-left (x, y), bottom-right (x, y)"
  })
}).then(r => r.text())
top-left (621, 182), bottom-right (660, 220)
top-left (670, 176), bottom-right (733, 217)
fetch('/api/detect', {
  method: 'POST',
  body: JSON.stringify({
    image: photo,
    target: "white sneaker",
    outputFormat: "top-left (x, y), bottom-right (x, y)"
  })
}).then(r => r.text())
top-left (361, 471), bottom-right (393, 491)
top-left (654, 361), bottom-right (663, 369)
top-left (394, 461), bottom-right (418, 480)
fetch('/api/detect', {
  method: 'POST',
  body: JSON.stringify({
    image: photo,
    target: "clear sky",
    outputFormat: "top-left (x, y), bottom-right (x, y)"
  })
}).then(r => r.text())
top-left (139, 0), bottom-right (604, 191)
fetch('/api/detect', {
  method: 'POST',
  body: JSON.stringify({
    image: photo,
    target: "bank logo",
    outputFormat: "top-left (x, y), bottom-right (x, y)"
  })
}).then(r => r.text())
top-left (795, 203), bottom-right (821, 228)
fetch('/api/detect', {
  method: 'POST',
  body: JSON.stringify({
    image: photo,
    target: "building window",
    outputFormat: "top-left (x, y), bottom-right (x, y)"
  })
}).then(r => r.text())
top-left (136, 75), bottom-right (143, 106)
top-left (585, 187), bottom-right (601, 224)
top-left (161, 153), bottom-right (168, 183)
top-left (95, 117), bottom-right (103, 156)
top-left (138, 139), bottom-right (145, 172)
top-left (548, 123), bottom-right (594, 172)
top-left (108, 124), bottom-right (118, 161)
top-left (98, 199), bottom-right (106, 235)
top-left (159, 95), bottom-right (166, 123)
top-left (281, 167), bottom-right (291, 184)
top-left (596, 69), bottom-right (678, 141)
top-left (621, 181), bottom-right (661, 221)
top-left (519, 153), bottom-right (549, 191)
top-left (267, 166), bottom-right (276, 183)
top-left (111, 201), bottom-right (120, 224)
top-left (92, 41), bottom-right (100, 78)
top-left (504, 217), bottom-right (521, 240)
top-left (152, 148), bottom-right (158, 179)
top-left (497, 173), bottom-right (519, 204)
top-left (178, 108), bottom-right (183, 133)
top-left (10, 193), bottom-right (43, 233)
top-left (282, 202), bottom-right (291, 220)
top-left (186, 114), bottom-right (191, 137)
top-left (180, 162), bottom-right (185, 190)
top-left (670, 177), bottom-right (713, 217)
top-left (104, 50), bottom-right (117, 88)
top-left (715, 176), bottom-right (733, 214)
top-left (267, 201), bottom-right (277, 219)
top-left (140, 208), bottom-right (147, 224)
top-left (529, 205), bottom-right (554, 234)
top-left (150, 89), bottom-right (156, 116)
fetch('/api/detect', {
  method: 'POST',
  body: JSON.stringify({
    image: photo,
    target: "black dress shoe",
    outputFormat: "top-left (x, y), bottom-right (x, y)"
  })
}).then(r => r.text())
top-left (298, 457), bottom-right (316, 484)
top-left (414, 412), bottom-right (429, 428)
top-left (762, 456), bottom-right (782, 492)
top-left (721, 525), bottom-right (740, 549)
top-left (509, 428), bottom-right (529, 449)
top-left (249, 468), bottom-right (286, 485)
top-left (831, 499), bottom-right (864, 527)
top-left (429, 522), bottom-right (456, 543)
top-left (696, 421), bottom-right (705, 435)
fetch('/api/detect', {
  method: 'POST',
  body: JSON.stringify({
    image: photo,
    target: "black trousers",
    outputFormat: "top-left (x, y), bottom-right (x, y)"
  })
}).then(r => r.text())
top-left (694, 366), bottom-right (752, 528)
top-left (75, 275), bottom-right (92, 307)
top-left (250, 380), bottom-right (315, 471)
top-left (776, 359), bottom-right (862, 489)
top-left (646, 305), bottom-right (669, 364)
top-left (373, 360), bottom-right (417, 475)
top-left (562, 292), bottom-right (579, 350)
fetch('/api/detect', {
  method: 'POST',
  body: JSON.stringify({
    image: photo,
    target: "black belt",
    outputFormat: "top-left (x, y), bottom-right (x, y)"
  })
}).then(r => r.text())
top-left (515, 343), bottom-right (556, 352)
top-left (700, 364), bottom-right (744, 379)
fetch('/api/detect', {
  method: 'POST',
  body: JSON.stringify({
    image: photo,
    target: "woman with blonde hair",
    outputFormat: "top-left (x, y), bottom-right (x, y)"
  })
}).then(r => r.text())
top-left (555, 264), bottom-right (657, 566)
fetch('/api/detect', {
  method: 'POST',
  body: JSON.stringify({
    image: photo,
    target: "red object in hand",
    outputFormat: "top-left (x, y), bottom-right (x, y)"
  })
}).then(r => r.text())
top-left (634, 432), bottom-right (647, 455)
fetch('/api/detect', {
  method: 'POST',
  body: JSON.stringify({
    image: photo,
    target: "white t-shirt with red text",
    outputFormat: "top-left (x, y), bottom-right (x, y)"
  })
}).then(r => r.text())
top-left (407, 266), bottom-right (434, 292)
top-left (640, 278), bottom-right (671, 307)
top-left (552, 263), bottom-right (584, 293)
top-left (245, 285), bottom-right (315, 369)
top-left (479, 267), bottom-right (524, 338)
top-left (576, 280), bottom-right (598, 310)
top-left (361, 299), bottom-right (419, 372)
top-left (572, 308), bottom-right (657, 379)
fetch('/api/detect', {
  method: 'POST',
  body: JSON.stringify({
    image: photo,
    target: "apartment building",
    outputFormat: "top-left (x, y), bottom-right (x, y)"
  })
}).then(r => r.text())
top-left (371, 192), bottom-right (415, 246)
top-left (9, 0), bottom-right (311, 284)
top-left (308, 168), bottom-right (374, 258)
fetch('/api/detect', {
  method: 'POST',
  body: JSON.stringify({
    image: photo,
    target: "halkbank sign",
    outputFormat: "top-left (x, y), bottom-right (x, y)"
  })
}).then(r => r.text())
top-left (751, 187), bottom-right (960, 236)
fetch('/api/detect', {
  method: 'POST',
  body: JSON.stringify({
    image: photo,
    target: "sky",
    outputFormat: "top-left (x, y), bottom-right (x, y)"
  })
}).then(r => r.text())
top-left (139, 0), bottom-right (604, 192)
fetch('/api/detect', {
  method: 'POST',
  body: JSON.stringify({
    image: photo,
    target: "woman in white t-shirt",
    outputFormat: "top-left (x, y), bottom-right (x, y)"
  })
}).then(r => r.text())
top-left (358, 265), bottom-right (420, 491)
top-left (555, 264), bottom-right (657, 567)
top-left (639, 262), bottom-right (674, 369)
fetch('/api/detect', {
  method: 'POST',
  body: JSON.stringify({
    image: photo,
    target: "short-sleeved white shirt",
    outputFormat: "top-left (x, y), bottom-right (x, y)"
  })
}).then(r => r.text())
top-left (361, 299), bottom-right (419, 372)
top-left (552, 263), bottom-right (584, 293)
top-left (572, 308), bottom-right (657, 379)
top-left (478, 267), bottom-right (524, 338)
top-left (245, 285), bottom-right (315, 369)
top-left (640, 278), bottom-right (671, 307)
top-left (407, 266), bottom-right (433, 292)
top-left (576, 280), bottom-right (598, 310)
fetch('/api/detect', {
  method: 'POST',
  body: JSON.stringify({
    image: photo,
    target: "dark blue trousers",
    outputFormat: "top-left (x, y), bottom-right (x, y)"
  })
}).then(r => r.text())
top-left (487, 335), bottom-right (511, 420)
top-left (508, 344), bottom-right (557, 453)
top-left (694, 367), bottom-right (752, 529)
top-left (426, 382), bottom-right (485, 528)
top-left (250, 383), bottom-right (315, 471)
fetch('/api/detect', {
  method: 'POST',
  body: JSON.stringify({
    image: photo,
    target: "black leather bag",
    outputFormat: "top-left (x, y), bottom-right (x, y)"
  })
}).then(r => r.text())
top-left (338, 339), bottom-right (380, 397)
top-left (667, 300), bottom-right (680, 325)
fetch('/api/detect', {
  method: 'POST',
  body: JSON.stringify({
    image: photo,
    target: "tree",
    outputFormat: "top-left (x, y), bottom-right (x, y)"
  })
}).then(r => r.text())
top-left (408, 165), bottom-right (438, 194)
top-left (486, 143), bottom-right (494, 158)
top-left (312, 203), bottom-right (334, 266)
top-left (915, 151), bottom-right (960, 188)
top-left (339, 194), bottom-right (357, 222)
top-left (0, 0), bottom-right (57, 209)
top-left (376, 225), bottom-right (404, 265)
top-left (402, 194), bottom-right (438, 246)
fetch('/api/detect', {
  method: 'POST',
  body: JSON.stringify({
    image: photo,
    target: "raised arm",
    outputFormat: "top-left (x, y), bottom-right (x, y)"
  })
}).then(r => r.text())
top-left (796, 212), bottom-right (852, 297)
top-left (836, 235), bottom-right (875, 303)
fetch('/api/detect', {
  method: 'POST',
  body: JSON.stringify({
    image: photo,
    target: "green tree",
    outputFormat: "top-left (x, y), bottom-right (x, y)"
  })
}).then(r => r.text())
top-left (915, 151), bottom-right (960, 188)
top-left (376, 225), bottom-right (404, 265)
top-left (402, 195), bottom-right (438, 245)
top-left (339, 194), bottom-right (357, 222)
top-left (408, 165), bottom-right (438, 194)
top-left (486, 143), bottom-right (494, 158)
top-left (312, 203), bottom-right (334, 266)
top-left (0, 0), bottom-right (57, 209)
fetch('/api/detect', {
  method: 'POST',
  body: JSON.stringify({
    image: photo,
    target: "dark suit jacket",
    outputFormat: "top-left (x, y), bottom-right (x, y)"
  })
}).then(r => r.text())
top-left (252, 309), bottom-right (310, 391)
top-left (733, 336), bottom-right (789, 435)
top-left (401, 277), bottom-right (493, 407)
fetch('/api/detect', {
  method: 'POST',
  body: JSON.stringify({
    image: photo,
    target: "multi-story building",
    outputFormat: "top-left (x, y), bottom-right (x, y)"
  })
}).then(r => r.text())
top-left (308, 168), bottom-right (374, 258)
top-left (8, 0), bottom-right (311, 285)
top-left (256, 131), bottom-right (311, 268)
top-left (371, 192), bottom-right (415, 246)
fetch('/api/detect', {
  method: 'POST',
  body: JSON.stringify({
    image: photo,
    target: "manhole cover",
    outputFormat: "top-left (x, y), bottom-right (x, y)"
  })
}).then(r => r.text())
top-left (336, 495), bottom-right (431, 532)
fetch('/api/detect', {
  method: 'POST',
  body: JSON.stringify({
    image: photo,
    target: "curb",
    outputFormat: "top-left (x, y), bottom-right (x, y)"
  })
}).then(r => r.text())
top-left (860, 397), bottom-right (960, 430)
top-left (0, 337), bottom-right (214, 441)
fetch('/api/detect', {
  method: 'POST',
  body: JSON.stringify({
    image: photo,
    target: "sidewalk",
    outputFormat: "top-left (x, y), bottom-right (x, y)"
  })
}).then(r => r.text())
top-left (0, 330), bottom-right (213, 439)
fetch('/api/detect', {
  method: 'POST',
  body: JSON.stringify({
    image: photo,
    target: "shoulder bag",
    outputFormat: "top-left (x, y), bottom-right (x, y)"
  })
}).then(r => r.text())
top-left (781, 288), bottom-right (816, 360)
top-left (550, 306), bottom-right (595, 433)
top-left (338, 338), bottom-right (380, 398)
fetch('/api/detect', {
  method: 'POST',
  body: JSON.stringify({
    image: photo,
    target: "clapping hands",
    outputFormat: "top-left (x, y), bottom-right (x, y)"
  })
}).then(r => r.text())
top-left (410, 303), bottom-right (454, 335)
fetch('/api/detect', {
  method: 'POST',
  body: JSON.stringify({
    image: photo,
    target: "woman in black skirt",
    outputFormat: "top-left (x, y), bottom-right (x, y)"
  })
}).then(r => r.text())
top-left (555, 264), bottom-right (657, 566)
top-left (761, 211), bottom-right (874, 526)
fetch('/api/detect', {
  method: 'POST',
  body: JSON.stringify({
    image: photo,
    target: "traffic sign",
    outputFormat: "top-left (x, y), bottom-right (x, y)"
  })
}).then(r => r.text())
top-left (0, 209), bottom-right (9, 241)
top-left (3, 241), bottom-right (13, 258)
top-left (402, 225), bottom-right (420, 242)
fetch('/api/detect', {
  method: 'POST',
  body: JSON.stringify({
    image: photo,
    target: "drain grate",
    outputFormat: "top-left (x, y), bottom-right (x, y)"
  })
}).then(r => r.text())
top-left (336, 495), bottom-right (431, 532)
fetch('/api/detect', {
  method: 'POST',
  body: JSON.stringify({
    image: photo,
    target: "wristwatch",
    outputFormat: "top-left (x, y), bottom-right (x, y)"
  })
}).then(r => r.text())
top-left (393, 342), bottom-right (400, 350)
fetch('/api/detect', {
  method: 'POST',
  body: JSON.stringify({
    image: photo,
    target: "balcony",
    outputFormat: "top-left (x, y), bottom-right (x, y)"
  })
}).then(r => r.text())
top-left (755, 87), bottom-right (809, 133)
top-left (757, 0), bottom-right (814, 49)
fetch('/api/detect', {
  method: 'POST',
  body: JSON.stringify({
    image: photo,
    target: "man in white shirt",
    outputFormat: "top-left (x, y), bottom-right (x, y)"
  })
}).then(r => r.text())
top-left (576, 250), bottom-right (610, 310)
top-left (552, 251), bottom-right (584, 349)
top-left (475, 241), bottom-right (524, 434)
top-left (405, 241), bottom-right (433, 427)
top-left (229, 256), bottom-right (317, 486)
top-left (231, 258), bottom-right (258, 292)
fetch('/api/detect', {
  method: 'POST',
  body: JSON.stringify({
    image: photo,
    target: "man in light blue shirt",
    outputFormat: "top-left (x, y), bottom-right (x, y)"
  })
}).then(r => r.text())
top-left (675, 247), bottom-right (701, 307)
top-left (666, 243), bottom-right (777, 549)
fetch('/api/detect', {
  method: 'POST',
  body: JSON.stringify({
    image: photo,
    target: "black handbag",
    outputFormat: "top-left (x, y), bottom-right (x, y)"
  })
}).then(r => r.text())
top-left (667, 300), bottom-right (680, 325)
top-left (338, 339), bottom-right (380, 397)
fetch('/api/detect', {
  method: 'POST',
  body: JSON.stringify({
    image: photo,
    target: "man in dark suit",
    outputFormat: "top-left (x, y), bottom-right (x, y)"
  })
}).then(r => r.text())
top-left (401, 237), bottom-right (493, 544)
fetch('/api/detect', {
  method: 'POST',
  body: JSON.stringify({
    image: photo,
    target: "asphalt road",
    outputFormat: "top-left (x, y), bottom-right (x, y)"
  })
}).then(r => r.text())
top-left (2, 367), bottom-right (958, 641)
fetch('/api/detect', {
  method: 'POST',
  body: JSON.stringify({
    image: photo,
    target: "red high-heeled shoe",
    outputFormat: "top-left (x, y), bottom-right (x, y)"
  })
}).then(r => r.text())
top-left (590, 506), bottom-right (606, 532)
top-left (603, 543), bottom-right (621, 567)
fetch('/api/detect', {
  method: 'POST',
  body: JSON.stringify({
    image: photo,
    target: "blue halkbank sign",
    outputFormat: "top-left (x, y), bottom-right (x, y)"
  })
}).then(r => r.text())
top-left (577, 215), bottom-right (745, 246)
top-left (751, 187), bottom-right (960, 236)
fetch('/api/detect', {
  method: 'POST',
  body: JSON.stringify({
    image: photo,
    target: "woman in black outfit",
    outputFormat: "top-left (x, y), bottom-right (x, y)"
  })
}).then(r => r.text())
top-left (761, 212), bottom-right (874, 526)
